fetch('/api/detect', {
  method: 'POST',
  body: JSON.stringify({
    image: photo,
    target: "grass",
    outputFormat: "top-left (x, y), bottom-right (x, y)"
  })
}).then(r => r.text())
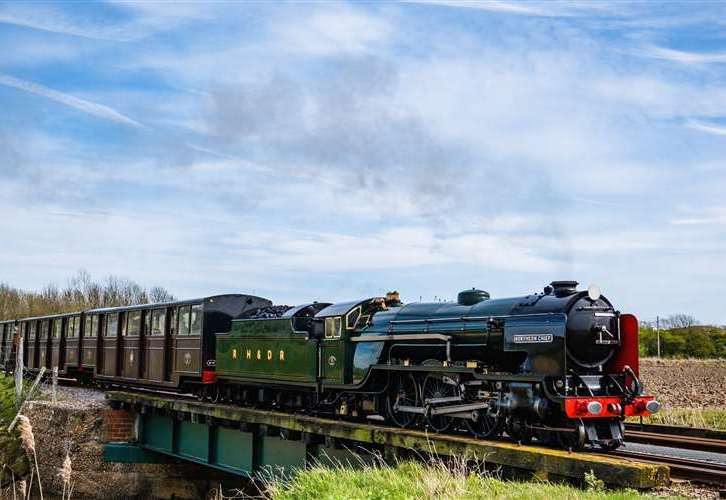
top-left (630, 407), bottom-right (726, 431)
top-left (0, 375), bottom-right (28, 483)
top-left (260, 460), bottom-right (672, 500)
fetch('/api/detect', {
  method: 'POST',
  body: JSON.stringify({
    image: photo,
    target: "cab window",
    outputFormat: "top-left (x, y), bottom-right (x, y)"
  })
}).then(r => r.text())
top-left (151, 310), bottom-right (166, 336)
top-left (178, 306), bottom-right (191, 336)
top-left (127, 311), bottom-right (141, 337)
top-left (324, 317), bottom-right (342, 339)
top-left (346, 307), bottom-right (361, 330)
top-left (106, 314), bottom-right (118, 338)
top-left (190, 305), bottom-right (202, 336)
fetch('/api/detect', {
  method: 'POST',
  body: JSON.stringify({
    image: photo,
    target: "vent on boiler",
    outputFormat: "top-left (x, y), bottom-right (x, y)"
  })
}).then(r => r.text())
top-left (457, 288), bottom-right (490, 306)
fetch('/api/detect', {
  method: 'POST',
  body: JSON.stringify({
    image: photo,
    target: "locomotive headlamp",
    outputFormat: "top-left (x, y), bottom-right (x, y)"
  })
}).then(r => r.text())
top-left (587, 284), bottom-right (601, 301)
top-left (645, 400), bottom-right (661, 414)
top-left (586, 401), bottom-right (603, 415)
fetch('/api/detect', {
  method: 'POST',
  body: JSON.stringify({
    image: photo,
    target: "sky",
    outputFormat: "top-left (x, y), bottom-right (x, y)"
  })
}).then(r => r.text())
top-left (1, 1), bottom-right (726, 324)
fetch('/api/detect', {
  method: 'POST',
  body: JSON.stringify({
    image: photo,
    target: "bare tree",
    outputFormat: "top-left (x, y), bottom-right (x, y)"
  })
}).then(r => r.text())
top-left (664, 314), bottom-right (698, 330)
top-left (0, 270), bottom-right (176, 320)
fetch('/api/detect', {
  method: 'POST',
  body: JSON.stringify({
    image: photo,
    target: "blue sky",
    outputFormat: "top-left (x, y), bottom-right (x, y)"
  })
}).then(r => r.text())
top-left (1, 1), bottom-right (726, 324)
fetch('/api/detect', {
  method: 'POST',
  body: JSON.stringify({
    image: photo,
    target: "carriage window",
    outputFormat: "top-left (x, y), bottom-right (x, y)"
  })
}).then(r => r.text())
top-left (53, 320), bottom-right (61, 339)
top-left (91, 315), bottom-right (99, 338)
top-left (65, 318), bottom-right (73, 338)
top-left (178, 306), bottom-right (191, 336)
top-left (324, 317), bottom-right (342, 339)
top-left (41, 321), bottom-right (49, 339)
top-left (127, 311), bottom-right (141, 337)
top-left (74, 317), bottom-right (81, 337)
top-left (190, 305), bottom-right (202, 336)
top-left (151, 310), bottom-right (166, 336)
top-left (106, 314), bottom-right (118, 337)
top-left (29, 323), bottom-right (36, 340)
top-left (120, 314), bottom-right (127, 337)
top-left (144, 310), bottom-right (151, 335)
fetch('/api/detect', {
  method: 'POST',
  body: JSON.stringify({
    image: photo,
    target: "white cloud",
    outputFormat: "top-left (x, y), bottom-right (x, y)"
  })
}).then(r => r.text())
top-left (685, 120), bottom-right (726, 137)
top-left (670, 206), bottom-right (726, 226)
top-left (221, 226), bottom-right (559, 273)
top-left (403, 0), bottom-right (617, 17)
top-left (637, 45), bottom-right (726, 64)
top-left (0, 1), bottom-right (210, 42)
top-left (0, 4), bottom-right (135, 41)
top-left (0, 74), bottom-right (142, 128)
top-left (273, 7), bottom-right (392, 55)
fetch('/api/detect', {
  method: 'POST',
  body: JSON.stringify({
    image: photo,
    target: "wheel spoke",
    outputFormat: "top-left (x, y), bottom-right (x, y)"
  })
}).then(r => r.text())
top-left (422, 375), bottom-right (456, 432)
top-left (386, 373), bottom-right (420, 428)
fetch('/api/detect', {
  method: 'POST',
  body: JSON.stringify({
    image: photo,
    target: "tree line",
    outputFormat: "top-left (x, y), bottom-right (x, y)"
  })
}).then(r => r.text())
top-left (0, 271), bottom-right (175, 321)
top-left (639, 314), bottom-right (726, 359)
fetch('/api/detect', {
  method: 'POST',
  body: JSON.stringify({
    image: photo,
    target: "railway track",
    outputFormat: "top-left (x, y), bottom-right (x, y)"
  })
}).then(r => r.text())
top-left (624, 423), bottom-right (726, 454)
top-left (610, 449), bottom-right (726, 486)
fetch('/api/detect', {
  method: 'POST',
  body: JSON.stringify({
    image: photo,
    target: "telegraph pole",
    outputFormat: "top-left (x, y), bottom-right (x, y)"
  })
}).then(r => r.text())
top-left (656, 316), bottom-right (660, 359)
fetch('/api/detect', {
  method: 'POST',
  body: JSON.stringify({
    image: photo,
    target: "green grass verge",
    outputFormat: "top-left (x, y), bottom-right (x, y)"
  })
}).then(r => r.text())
top-left (629, 407), bottom-right (726, 431)
top-left (266, 461), bottom-right (669, 500)
top-left (0, 375), bottom-right (27, 481)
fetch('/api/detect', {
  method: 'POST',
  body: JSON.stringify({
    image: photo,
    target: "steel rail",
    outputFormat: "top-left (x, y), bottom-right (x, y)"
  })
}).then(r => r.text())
top-left (610, 449), bottom-right (726, 486)
top-left (625, 429), bottom-right (726, 454)
top-left (624, 423), bottom-right (726, 454)
top-left (625, 422), bottom-right (726, 441)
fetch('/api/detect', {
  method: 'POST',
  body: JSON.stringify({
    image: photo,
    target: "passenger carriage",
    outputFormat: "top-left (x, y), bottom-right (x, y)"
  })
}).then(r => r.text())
top-left (89, 294), bottom-right (270, 393)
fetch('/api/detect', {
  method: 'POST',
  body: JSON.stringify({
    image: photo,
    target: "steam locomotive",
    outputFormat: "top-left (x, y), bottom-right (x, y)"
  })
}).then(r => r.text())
top-left (0, 281), bottom-right (659, 450)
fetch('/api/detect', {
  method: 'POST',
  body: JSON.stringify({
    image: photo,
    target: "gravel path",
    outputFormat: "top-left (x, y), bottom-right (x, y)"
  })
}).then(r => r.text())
top-left (32, 382), bottom-right (106, 410)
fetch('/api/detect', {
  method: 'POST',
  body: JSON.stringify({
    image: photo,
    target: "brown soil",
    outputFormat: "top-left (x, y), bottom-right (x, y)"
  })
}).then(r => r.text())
top-left (639, 358), bottom-right (726, 409)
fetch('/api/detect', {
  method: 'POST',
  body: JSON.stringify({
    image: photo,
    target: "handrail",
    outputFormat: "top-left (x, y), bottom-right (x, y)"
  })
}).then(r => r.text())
top-left (389, 312), bottom-right (566, 325)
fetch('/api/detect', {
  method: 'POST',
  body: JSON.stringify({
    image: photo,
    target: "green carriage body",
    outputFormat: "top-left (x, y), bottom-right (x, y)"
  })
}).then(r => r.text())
top-left (215, 317), bottom-right (319, 386)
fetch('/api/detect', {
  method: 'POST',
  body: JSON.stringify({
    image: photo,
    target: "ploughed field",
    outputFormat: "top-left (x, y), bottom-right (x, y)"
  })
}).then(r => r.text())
top-left (637, 358), bottom-right (726, 430)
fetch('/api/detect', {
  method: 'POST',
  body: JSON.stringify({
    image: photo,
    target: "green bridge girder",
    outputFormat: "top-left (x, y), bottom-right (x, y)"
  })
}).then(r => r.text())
top-left (103, 391), bottom-right (669, 488)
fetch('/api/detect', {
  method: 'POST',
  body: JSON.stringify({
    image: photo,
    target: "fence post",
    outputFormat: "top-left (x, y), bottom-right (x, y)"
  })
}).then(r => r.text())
top-left (52, 366), bottom-right (58, 403)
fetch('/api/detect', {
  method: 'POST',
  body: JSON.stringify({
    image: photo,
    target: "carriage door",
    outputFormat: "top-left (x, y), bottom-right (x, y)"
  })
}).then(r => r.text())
top-left (122, 310), bottom-right (141, 379)
top-left (39, 321), bottom-right (50, 369)
top-left (145, 308), bottom-right (167, 382)
top-left (165, 307), bottom-right (175, 381)
top-left (51, 318), bottom-right (63, 370)
top-left (173, 305), bottom-right (202, 380)
top-left (321, 316), bottom-right (344, 383)
top-left (102, 313), bottom-right (119, 377)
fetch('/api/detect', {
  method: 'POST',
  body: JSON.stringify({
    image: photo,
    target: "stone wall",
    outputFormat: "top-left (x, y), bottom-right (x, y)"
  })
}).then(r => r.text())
top-left (23, 387), bottom-right (235, 499)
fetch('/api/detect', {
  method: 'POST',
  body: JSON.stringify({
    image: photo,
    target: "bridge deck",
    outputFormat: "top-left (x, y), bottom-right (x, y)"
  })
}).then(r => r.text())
top-left (106, 391), bottom-right (668, 489)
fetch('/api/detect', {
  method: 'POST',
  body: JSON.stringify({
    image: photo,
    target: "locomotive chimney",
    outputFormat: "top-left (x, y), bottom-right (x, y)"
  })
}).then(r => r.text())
top-left (550, 281), bottom-right (578, 297)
